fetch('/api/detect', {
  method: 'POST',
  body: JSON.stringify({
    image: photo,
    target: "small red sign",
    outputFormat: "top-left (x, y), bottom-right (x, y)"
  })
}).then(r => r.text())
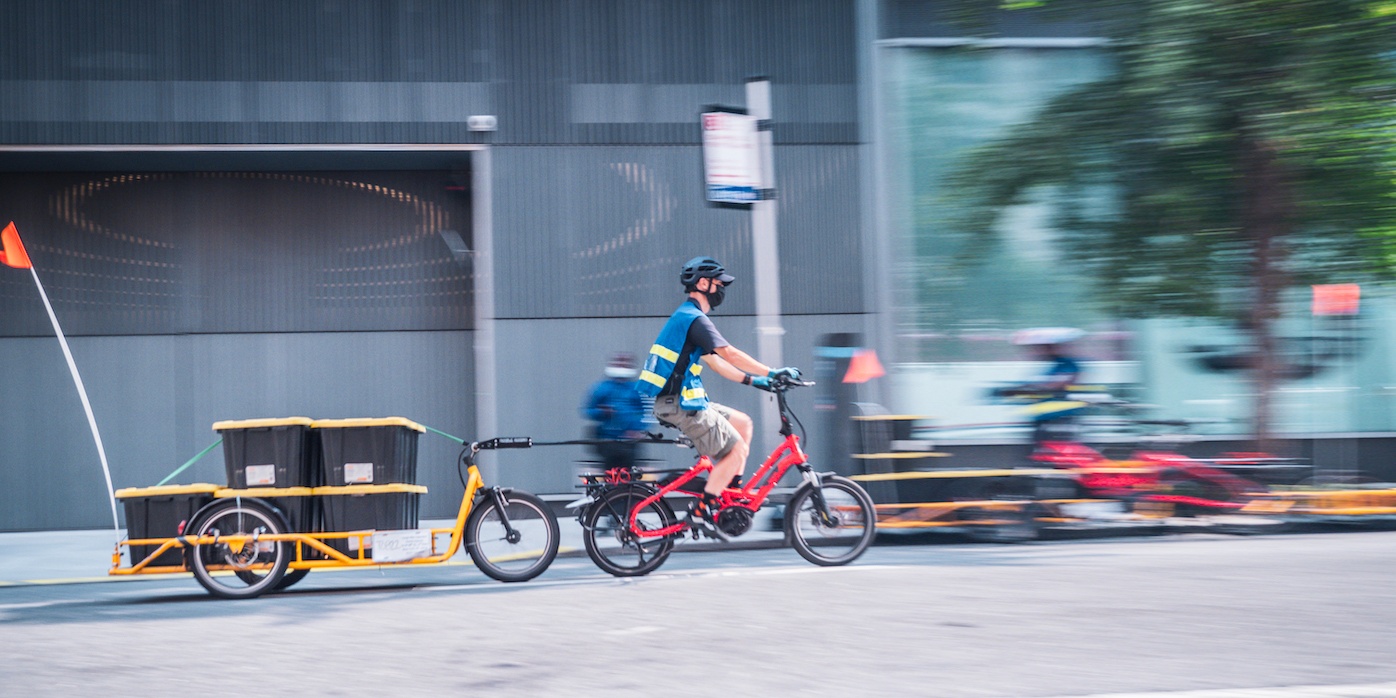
top-left (1312, 284), bottom-right (1360, 316)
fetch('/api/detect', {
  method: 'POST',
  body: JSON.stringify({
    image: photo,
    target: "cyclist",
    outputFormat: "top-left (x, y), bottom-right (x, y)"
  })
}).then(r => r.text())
top-left (993, 327), bottom-right (1088, 446)
top-left (580, 351), bottom-right (651, 470)
top-left (635, 256), bottom-right (801, 536)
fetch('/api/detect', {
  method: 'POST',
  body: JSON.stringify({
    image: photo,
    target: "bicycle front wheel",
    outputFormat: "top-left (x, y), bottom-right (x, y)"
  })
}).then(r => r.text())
top-left (582, 486), bottom-right (676, 577)
top-left (466, 490), bottom-right (560, 583)
top-left (786, 475), bottom-right (877, 567)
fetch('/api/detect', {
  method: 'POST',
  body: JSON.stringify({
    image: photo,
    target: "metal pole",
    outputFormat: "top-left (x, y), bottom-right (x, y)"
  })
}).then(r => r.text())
top-left (747, 78), bottom-right (785, 456)
top-left (858, 0), bottom-right (895, 400)
top-left (472, 147), bottom-right (499, 482)
top-left (30, 265), bottom-right (120, 533)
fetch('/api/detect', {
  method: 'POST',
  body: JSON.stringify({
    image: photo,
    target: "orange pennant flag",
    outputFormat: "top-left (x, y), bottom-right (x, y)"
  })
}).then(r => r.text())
top-left (843, 348), bottom-right (886, 384)
top-left (1312, 283), bottom-right (1360, 316)
top-left (0, 222), bottom-right (32, 269)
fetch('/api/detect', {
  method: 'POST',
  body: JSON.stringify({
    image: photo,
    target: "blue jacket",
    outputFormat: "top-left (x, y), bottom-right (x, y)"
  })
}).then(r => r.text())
top-left (582, 378), bottom-right (649, 440)
top-left (636, 301), bottom-right (709, 410)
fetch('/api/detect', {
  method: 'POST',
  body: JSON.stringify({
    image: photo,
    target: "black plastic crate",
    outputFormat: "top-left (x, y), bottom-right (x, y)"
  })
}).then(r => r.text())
top-left (117, 484), bottom-right (221, 567)
top-left (214, 417), bottom-right (318, 488)
top-left (312, 417), bottom-right (424, 486)
top-left (314, 484), bottom-right (426, 557)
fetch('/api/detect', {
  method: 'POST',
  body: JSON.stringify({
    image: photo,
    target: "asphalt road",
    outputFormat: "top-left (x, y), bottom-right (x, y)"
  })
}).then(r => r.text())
top-left (2, 530), bottom-right (1395, 697)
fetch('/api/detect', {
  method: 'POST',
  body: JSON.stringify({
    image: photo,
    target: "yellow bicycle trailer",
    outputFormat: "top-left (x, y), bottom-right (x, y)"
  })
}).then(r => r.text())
top-left (110, 437), bottom-right (558, 599)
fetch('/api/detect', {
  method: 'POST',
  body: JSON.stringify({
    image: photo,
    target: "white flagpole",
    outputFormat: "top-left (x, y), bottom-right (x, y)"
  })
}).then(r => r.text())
top-left (28, 265), bottom-right (120, 533)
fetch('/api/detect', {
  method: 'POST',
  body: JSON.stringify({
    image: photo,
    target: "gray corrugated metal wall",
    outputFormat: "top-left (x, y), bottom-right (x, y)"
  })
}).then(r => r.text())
top-left (0, 0), bottom-right (863, 529)
top-left (0, 0), bottom-right (857, 146)
top-left (491, 145), bottom-right (863, 320)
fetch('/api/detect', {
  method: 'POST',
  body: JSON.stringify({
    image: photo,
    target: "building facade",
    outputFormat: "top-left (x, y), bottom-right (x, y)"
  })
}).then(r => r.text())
top-left (0, 1), bottom-right (866, 529)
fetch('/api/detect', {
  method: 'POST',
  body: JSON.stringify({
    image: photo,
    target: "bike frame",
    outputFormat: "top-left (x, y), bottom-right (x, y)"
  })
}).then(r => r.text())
top-left (627, 401), bottom-right (812, 539)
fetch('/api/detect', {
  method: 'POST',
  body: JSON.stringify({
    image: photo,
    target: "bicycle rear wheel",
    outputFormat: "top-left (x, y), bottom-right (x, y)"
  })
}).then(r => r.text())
top-left (786, 475), bottom-right (877, 567)
top-left (188, 499), bottom-right (289, 599)
top-left (467, 490), bottom-right (560, 583)
top-left (582, 486), bottom-right (676, 577)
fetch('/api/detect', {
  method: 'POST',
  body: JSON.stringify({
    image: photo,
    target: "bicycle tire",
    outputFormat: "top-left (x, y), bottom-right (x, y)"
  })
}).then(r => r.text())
top-left (188, 499), bottom-right (289, 599)
top-left (582, 486), bottom-right (676, 577)
top-left (273, 567), bottom-right (312, 590)
top-left (466, 490), bottom-right (560, 583)
top-left (786, 475), bottom-right (877, 567)
top-left (234, 565), bottom-right (310, 590)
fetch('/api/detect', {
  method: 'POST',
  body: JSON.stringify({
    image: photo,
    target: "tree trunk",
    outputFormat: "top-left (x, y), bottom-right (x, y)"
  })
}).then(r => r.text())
top-left (1241, 136), bottom-right (1292, 453)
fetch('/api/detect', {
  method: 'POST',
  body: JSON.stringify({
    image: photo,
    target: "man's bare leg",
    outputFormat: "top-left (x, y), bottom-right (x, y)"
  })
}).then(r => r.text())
top-left (704, 410), bottom-right (753, 496)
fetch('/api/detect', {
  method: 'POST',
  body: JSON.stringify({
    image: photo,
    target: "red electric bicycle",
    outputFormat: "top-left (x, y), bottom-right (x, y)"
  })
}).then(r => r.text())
top-left (581, 375), bottom-right (877, 577)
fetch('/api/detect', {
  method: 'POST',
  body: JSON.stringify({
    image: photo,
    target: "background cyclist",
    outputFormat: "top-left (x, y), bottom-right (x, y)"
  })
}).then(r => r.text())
top-left (994, 327), bottom-right (1088, 447)
top-left (580, 351), bottom-right (650, 470)
top-left (634, 256), bottom-right (801, 535)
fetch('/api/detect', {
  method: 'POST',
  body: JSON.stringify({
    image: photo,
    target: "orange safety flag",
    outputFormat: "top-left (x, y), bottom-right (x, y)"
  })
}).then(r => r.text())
top-left (0, 221), bottom-right (32, 269)
top-left (1312, 283), bottom-right (1360, 316)
top-left (843, 348), bottom-right (886, 384)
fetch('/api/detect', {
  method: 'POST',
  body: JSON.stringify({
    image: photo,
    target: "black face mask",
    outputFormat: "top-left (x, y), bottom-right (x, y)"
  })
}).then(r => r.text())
top-left (705, 284), bottom-right (725, 310)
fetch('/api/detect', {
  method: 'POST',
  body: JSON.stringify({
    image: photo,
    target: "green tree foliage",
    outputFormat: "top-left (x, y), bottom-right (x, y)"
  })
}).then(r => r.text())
top-left (945, 0), bottom-right (1396, 439)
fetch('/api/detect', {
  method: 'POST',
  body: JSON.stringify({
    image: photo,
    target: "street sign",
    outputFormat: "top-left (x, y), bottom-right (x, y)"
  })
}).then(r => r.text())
top-left (701, 108), bottom-right (761, 204)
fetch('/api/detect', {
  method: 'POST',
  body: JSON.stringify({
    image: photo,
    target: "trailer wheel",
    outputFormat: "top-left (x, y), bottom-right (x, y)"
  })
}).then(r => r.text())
top-left (189, 499), bottom-right (289, 599)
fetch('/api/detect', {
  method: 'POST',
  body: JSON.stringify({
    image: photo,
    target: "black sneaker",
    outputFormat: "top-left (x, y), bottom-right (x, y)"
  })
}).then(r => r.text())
top-left (686, 498), bottom-right (730, 542)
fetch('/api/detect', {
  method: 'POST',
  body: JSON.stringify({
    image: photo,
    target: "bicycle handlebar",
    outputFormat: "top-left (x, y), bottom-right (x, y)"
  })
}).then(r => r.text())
top-left (765, 376), bottom-right (816, 392)
top-left (474, 436), bottom-right (533, 451)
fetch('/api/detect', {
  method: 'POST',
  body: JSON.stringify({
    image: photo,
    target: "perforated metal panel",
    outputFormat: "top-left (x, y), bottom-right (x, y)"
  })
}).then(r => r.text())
top-left (0, 171), bottom-right (473, 336)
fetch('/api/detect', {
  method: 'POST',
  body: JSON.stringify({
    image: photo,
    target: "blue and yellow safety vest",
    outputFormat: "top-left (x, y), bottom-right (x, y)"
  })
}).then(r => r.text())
top-left (635, 301), bottom-right (709, 410)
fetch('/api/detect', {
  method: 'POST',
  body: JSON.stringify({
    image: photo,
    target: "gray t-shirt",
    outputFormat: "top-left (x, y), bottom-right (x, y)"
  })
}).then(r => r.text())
top-left (660, 300), bottom-right (730, 397)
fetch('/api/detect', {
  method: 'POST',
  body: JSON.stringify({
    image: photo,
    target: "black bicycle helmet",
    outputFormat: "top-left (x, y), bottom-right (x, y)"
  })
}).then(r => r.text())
top-left (680, 256), bottom-right (736, 291)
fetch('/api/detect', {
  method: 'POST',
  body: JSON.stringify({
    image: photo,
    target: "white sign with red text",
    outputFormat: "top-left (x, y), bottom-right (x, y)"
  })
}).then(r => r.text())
top-left (702, 110), bottom-right (761, 204)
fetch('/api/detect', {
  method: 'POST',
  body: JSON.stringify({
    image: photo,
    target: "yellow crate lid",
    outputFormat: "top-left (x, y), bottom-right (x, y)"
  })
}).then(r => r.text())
top-left (312, 484), bottom-right (429, 496)
top-left (115, 483), bottom-right (222, 499)
top-left (309, 417), bottom-right (426, 432)
top-left (214, 487), bottom-right (316, 498)
top-left (212, 417), bottom-right (314, 431)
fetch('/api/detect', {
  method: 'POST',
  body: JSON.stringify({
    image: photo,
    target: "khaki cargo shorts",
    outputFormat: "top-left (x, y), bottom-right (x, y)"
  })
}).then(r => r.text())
top-left (652, 395), bottom-right (742, 459)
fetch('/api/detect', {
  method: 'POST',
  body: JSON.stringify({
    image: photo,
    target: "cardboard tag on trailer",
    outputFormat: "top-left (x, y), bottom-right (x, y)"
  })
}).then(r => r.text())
top-left (371, 529), bottom-right (432, 563)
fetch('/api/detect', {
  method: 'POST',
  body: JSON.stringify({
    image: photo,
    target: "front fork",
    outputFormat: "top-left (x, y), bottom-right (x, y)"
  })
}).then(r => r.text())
top-left (482, 487), bottom-right (522, 544)
top-left (798, 464), bottom-right (840, 527)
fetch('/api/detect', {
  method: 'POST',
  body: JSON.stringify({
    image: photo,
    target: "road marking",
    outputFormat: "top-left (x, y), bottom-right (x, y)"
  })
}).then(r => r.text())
top-left (0, 547), bottom-right (584, 588)
top-left (1045, 682), bottom-right (1396, 697)
top-left (413, 563), bottom-right (910, 594)
top-left (602, 625), bottom-right (665, 637)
